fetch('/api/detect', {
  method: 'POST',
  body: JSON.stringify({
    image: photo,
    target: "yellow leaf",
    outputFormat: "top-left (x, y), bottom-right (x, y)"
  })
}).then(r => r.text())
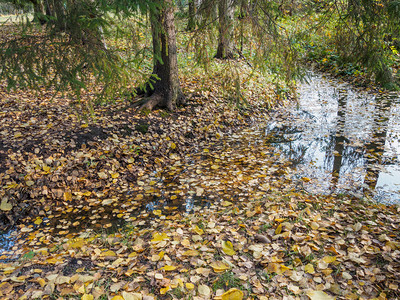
top-left (101, 250), bottom-right (116, 257)
top-left (37, 278), bottom-right (46, 287)
top-left (203, 149), bottom-right (209, 153)
top-left (160, 286), bottom-right (170, 295)
top-left (183, 249), bottom-right (199, 256)
top-left (322, 256), bottom-right (336, 264)
top-left (310, 222), bottom-right (319, 230)
top-left (34, 218), bottom-right (43, 225)
top-left (211, 165), bottom-right (220, 170)
top-left (64, 191), bottom-right (72, 202)
top-left (221, 288), bottom-right (244, 300)
top-left (193, 225), bottom-right (204, 235)
top-left (185, 283), bottom-right (195, 290)
top-left (304, 264), bottom-right (315, 274)
top-left (111, 173), bottom-right (119, 179)
top-left (222, 241), bottom-right (236, 256)
top-left (0, 198), bottom-right (13, 211)
top-left (151, 233), bottom-right (169, 242)
top-left (162, 265), bottom-right (177, 271)
top-left (275, 218), bottom-right (286, 222)
top-left (170, 142), bottom-right (176, 149)
top-left (306, 290), bottom-right (335, 300)
top-left (14, 132), bottom-right (22, 138)
top-left (278, 264), bottom-right (290, 275)
top-left (275, 223), bottom-right (283, 235)
top-left (302, 177), bottom-right (311, 182)
top-left (221, 201), bottom-right (232, 207)
top-left (81, 294), bottom-right (94, 300)
top-left (43, 165), bottom-right (51, 172)
top-left (210, 261), bottom-right (230, 273)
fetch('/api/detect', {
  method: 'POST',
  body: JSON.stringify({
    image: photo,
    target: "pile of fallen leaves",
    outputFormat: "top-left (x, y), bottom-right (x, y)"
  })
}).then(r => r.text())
top-left (1, 189), bottom-right (399, 299)
top-left (1, 22), bottom-right (399, 300)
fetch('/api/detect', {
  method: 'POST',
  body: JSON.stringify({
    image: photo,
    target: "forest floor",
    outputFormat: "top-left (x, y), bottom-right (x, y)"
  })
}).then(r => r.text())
top-left (0, 26), bottom-right (400, 300)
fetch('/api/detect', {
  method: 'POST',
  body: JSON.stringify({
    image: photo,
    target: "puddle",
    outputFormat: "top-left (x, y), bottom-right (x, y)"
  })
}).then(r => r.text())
top-left (265, 72), bottom-right (400, 204)
top-left (2, 71), bottom-right (399, 259)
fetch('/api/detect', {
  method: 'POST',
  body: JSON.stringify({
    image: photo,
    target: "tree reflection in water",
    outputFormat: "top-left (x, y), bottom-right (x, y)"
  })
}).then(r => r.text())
top-left (264, 73), bottom-right (400, 204)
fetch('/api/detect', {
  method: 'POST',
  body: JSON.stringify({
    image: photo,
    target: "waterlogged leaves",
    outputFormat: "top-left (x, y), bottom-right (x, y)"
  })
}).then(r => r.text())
top-left (1, 60), bottom-right (399, 300)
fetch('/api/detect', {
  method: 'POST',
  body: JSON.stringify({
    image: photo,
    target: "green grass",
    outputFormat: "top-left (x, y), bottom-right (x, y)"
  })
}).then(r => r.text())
top-left (212, 271), bottom-right (243, 292)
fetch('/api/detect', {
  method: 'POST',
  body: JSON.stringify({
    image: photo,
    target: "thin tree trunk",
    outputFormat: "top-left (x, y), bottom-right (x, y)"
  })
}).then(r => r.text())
top-left (139, 0), bottom-right (185, 111)
top-left (187, 0), bottom-right (196, 31)
top-left (30, 0), bottom-right (46, 24)
top-left (215, 0), bottom-right (234, 59)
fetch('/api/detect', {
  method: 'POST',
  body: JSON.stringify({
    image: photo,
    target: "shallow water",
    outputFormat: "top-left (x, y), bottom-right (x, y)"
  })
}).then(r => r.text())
top-left (265, 72), bottom-right (400, 204)
top-left (1, 72), bottom-right (399, 258)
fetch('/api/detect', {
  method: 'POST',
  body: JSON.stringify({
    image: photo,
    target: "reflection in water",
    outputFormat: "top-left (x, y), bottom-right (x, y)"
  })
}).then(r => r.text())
top-left (330, 91), bottom-right (348, 188)
top-left (265, 73), bottom-right (400, 204)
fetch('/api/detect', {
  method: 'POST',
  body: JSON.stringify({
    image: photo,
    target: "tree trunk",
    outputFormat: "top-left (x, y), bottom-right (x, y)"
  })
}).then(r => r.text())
top-left (30, 0), bottom-right (46, 24)
top-left (53, 0), bottom-right (67, 30)
top-left (187, 0), bottom-right (196, 31)
top-left (215, 0), bottom-right (234, 59)
top-left (139, 0), bottom-right (184, 111)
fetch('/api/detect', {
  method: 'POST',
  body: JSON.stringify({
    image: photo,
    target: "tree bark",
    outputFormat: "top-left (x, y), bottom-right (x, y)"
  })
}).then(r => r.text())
top-left (187, 0), bottom-right (196, 31)
top-left (30, 0), bottom-right (46, 24)
top-left (215, 0), bottom-right (235, 59)
top-left (139, 0), bottom-right (185, 111)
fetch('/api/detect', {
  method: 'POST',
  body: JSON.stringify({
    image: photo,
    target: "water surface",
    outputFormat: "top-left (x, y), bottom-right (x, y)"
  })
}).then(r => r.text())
top-left (265, 72), bottom-right (400, 203)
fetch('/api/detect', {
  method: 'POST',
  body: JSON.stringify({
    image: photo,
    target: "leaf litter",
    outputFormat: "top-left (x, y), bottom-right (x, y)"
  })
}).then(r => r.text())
top-left (0, 29), bottom-right (399, 300)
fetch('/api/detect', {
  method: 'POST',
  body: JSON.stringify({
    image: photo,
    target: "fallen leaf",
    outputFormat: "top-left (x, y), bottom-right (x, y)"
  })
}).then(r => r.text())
top-left (306, 290), bottom-right (335, 300)
top-left (198, 284), bottom-right (211, 297)
top-left (221, 288), bottom-right (244, 300)
top-left (210, 261), bottom-right (230, 273)
top-left (222, 241), bottom-right (236, 256)
top-left (0, 198), bottom-right (12, 211)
